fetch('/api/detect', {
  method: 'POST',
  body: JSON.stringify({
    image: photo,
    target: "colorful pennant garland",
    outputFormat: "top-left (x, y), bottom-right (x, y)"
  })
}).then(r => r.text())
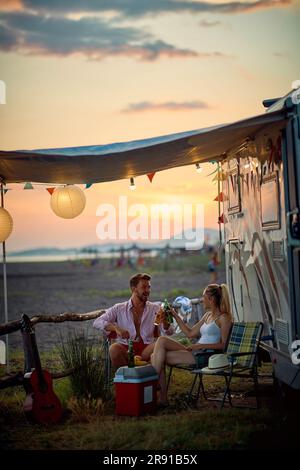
top-left (4, 183), bottom-right (95, 193)
top-left (147, 172), bottom-right (156, 183)
top-left (214, 192), bottom-right (227, 202)
top-left (212, 171), bottom-right (226, 182)
top-left (218, 213), bottom-right (228, 224)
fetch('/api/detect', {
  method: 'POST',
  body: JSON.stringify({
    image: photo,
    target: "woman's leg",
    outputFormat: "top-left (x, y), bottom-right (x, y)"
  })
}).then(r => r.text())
top-left (159, 366), bottom-right (167, 403)
top-left (151, 338), bottom-right (196, 403)
top-left (165, 349), bottom-right (196, 366)
top-left (140, 342), bottom-right (155, 361)
top-left (151, 336), bottom-right (187, 375)
top-left (158, 350), bottom-right (196, 402)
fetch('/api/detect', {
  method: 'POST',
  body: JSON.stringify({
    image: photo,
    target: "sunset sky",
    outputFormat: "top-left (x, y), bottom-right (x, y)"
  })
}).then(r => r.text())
top-left (0, 0), bottom-right (299, 252)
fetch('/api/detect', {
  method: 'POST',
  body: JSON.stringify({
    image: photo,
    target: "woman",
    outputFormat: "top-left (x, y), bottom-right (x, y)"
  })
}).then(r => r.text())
top-left (151, 283), bottom-right (233, 404)
top-left (208, 251), bottom-right (220, 283)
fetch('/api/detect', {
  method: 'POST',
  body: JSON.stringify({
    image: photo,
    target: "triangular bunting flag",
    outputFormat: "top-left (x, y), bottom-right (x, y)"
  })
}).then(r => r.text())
top-left (147, 172), bottom-right (156, 183)
top-left (218, 213), bottom-right (228, 224)
top-left (24, 182), bottom-right (34, 189)
top-left (85, 183), bottom-right (93, 189)
top-left (212, 171), bottom-right (227, 182)
top-left (214, 192), bottom-right (227, 202)
top-left (46, 188), bottom-right (55, 195)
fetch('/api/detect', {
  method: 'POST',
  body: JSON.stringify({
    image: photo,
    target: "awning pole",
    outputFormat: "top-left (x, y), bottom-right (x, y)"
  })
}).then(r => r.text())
top-left (0, 180), bottom-right (9, 373)
top-left (217, 163), bottom-right (222, 262)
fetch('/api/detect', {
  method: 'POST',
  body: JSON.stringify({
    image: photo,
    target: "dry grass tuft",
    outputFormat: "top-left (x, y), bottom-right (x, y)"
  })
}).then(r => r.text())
top-left (67, 395), bottom-right (105, 423)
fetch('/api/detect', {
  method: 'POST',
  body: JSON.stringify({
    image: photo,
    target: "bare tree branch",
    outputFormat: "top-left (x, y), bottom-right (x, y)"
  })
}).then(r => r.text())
top-left (0, 368), bottom-right (76, 389)
top-left (0, 310), bottom-right (106, 336)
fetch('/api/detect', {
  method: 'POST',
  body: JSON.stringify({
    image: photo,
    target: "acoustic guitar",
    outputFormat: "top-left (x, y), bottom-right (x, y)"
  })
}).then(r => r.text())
top-left (21, 314), bottom-right (62, 424)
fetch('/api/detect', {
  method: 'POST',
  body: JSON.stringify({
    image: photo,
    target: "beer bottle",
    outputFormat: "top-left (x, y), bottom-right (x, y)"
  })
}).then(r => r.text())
top-left (162, 298), bottom-right (174, 324)
top-left (128, 339), bottom-right (135, 368)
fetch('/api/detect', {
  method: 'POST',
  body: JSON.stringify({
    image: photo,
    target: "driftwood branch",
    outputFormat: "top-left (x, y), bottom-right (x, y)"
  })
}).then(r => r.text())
top-left (0, 310), bottom-right (106, 336)
top-left (0, 361), bottom-right (104, 389)
top-left (0, 368), bottom-right (76, 390)
top-left (0, 371), bottom-right (24, 389)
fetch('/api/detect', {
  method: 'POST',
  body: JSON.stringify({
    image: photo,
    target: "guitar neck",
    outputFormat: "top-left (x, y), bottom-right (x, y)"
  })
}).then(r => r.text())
top-left (29, 330), bottom-right (47, 388)
top-left (22, 329), bottom-right (35, 374)
top-left (21, 315), bottom-right (48, 390)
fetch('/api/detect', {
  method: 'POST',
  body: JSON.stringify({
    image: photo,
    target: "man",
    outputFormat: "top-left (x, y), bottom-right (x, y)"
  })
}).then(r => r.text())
top-left (93, 273), bottom-right (173, 368)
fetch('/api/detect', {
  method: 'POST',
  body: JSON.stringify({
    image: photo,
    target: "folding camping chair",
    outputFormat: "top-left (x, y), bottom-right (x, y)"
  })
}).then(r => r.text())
top-left (166, 298), bottom-right (209, 391)
top-left (189, 321), bottom-right (263, 408)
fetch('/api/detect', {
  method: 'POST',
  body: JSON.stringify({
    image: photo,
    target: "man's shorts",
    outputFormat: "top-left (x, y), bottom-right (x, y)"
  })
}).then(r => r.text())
top-left (119, 341), bottom-right (149, 356)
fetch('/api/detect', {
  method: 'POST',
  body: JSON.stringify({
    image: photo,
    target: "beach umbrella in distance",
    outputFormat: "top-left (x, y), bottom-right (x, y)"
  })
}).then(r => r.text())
top-left (0, 207), bottom-right (13, 242)
top-left (50, 185), bottom-right (86, 219)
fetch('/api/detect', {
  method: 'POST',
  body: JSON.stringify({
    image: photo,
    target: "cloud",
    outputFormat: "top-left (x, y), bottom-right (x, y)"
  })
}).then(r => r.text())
top-left (122, 100), bottom-right (210, 113)
top-left (0, 12), bottom-right (198, 60)
top-left (0, 1), bottom-right (23, 12)
top-left (18, 0), bottom-right (292, 16)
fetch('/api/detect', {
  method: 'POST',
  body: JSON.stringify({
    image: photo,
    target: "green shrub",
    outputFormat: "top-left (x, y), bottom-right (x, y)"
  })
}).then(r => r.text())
top-left (58, 330), bottom-right (110, 401)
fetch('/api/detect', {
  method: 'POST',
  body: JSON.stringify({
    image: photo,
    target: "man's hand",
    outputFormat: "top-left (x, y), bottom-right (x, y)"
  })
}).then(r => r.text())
top-left (115, 326), bottom-right (130, 339)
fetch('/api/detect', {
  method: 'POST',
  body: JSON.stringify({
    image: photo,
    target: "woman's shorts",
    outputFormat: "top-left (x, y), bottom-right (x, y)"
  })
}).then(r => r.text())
top-left (192, 349), bottom-right (215, 368)
top-left (208, 261), bottom-right (216, 272)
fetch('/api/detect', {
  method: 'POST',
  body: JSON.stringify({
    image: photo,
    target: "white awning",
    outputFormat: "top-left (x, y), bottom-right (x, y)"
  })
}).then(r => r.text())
top-left (0, 109), bottom-right (286, 184)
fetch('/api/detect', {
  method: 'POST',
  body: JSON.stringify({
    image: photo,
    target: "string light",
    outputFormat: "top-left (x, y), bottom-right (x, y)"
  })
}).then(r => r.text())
top-left (195, 163), bottom-right (202, 173)
top-left (129, 177), bottom-right (136, 190)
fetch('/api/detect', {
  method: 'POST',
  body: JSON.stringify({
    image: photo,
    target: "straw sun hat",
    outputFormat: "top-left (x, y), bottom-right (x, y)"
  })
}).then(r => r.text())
top-left (201, 354), bottom-right (231, 373)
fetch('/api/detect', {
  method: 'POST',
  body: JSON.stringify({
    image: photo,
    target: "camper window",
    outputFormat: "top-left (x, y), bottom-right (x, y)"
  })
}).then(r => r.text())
top-left (261, 172), bottom-right (280, 230)
top-left (227, 170), bottom-right (241, 214)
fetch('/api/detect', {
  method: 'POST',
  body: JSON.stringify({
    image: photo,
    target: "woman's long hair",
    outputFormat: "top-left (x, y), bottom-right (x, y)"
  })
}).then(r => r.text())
top-left (204, 283), bottom-right (233, 321)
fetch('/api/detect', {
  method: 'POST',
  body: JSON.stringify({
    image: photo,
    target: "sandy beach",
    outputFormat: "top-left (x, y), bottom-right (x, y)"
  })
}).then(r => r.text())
top-left (0, 256), bottom-right (225, 351)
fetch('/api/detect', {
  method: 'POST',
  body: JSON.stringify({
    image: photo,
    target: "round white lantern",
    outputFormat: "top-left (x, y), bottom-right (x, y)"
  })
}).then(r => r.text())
top-left (50, 185), bottom-right (86, 219)
top-left (0, 207), bottom-right (13, 242)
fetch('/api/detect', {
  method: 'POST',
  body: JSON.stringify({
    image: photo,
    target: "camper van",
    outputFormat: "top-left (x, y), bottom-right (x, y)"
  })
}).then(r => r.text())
top-left (221, 89), bottom-right (300, 389)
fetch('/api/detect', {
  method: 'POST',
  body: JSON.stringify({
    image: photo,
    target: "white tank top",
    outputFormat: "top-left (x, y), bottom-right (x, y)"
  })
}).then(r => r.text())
top-left (198, 320), bottom-right (221, 344)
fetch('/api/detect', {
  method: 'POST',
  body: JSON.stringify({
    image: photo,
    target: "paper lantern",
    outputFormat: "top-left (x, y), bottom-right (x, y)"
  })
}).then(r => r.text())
top-left (50, 185), bottom-right (86, 219)
top-left (0, 207), bottom-right (13, 242)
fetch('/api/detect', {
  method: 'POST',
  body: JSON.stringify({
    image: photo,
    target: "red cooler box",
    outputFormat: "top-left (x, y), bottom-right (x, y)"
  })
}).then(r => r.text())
top-left (114, 365), bottom-right (158, 416)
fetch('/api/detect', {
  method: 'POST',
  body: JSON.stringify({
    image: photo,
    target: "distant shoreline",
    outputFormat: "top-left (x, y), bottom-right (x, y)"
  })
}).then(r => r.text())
top-left (5, 253), bottom-right (118, 263)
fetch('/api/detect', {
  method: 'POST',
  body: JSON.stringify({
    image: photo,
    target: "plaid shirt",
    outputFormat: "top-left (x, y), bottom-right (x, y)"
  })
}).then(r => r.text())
top-left (93, 298), bottom-right (174, 345)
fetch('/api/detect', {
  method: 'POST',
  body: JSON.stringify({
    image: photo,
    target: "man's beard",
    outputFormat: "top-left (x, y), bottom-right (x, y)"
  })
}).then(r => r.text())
top-left (137, 293), bottom-right (149, 302)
